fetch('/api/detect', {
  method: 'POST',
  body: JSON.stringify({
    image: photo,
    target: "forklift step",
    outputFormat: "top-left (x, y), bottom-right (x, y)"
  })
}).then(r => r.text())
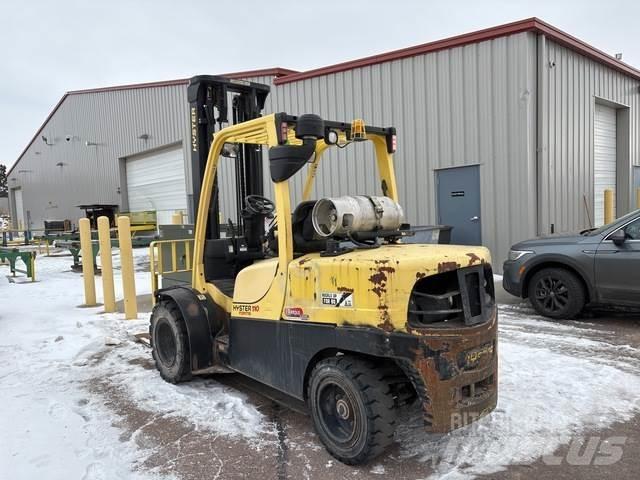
top-left (192, 365), bottom-right (235, 375)
top-left (221, 374), bottom-right (309, 416)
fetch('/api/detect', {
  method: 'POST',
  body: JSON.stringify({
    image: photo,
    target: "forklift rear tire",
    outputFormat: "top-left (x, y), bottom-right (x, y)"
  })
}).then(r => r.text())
top-left (149, 299), bottom-right (192, 383)
top-left (307, 356), bottom-right (397, 465)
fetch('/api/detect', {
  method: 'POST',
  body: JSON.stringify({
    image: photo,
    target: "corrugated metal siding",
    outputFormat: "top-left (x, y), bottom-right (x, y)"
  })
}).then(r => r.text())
top-left (267, 32), bottom-right (538, 267)
top-left (539, 38), bottom-right (640, 234)
top-left (8, 85), bottom-right (189, 229)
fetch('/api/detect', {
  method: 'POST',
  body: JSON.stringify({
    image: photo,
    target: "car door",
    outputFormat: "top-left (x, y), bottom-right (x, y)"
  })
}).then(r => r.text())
top-left (594, 215), bottom-right (640, 305)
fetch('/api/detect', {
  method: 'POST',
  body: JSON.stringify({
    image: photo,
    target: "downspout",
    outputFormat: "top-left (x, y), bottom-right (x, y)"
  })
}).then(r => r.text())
top-left (536, 33), bottom-right (547, 236)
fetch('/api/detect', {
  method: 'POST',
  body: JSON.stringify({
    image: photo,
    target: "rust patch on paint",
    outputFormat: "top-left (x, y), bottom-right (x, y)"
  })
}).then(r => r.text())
top-left (466, 252), bottom-right (482, 266)
top-left (368, 265), bottom-right (395, 297)
top-left (337, 286), bottom-right (354, 293)
top-left (416, 272), bottom-right (427, 280)
top-left (369, 271), bottom-right (386, 285)
top-left (298, 257), bottom-right (311, 266)
top-left (377, 308), bottom-right (394, 332)
top-left (405, 308), bottom-right (498, 433)
top-left (437, 261), bottom-right (461, 273)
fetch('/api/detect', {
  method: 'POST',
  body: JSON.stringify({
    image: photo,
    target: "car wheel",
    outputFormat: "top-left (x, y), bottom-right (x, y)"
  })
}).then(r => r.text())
top-left (149, 299), bottom-right (192, 383)
top-left (307, 356), bottom-right (397, 465)
top-left (528, 268), bottom-right (585, 319)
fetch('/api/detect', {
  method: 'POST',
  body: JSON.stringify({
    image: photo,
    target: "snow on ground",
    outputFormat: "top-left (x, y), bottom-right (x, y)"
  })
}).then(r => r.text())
top-left (93, 318), bottom-right (274, 443)
top-left (0, 248), bottom-right (271, 480)
top-left (0, 249), bottom-right (155, 479)
top-left (2, 250), bottom-right (640, 480)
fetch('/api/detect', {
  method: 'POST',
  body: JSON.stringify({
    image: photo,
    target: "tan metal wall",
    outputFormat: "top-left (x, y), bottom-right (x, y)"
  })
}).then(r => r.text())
top-left (264, 32), bottom-right (539, 268)
top-left (538, 36), bottom-right (640, 235)
top-left (8, 85), bottom-right (189, 229)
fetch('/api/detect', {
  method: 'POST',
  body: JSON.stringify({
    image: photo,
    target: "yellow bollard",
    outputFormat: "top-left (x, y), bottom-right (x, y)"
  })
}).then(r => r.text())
top-left (604, 189), bottom-right (615, 224)
top-left (98, 216), bottom-right (116, 313)
top-left (79, 218), bottom-right (97, 306)
top-left (117, 215), bottom-right (138, 319)
top-left (636, 187), bottom-right (640, 209)
top-left (171, 212), bottom-right (182, 224)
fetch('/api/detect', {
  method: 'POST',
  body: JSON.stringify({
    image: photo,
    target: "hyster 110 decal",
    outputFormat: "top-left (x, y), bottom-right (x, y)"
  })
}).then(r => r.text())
top-left (321, 292), bottom-right (354, 308)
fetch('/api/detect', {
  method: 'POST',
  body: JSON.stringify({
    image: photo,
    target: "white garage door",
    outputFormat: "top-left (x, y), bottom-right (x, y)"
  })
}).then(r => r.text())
top-left (12, 188), bottom-right (25, 230)
top-left (594, 104), bottom-right (617, 226)
top-left (126, 146), bottom-right (187, 226)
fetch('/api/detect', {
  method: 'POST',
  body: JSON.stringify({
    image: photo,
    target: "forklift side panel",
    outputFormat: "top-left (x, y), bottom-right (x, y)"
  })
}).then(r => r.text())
top-left (227, 310), bottom-right (497, 433)
top-left (157, 286), bottom-right (215, 371)
top-left (227, 317), bottom-right (418, 400)
top-left (228, 317), bottom-right (335, 399)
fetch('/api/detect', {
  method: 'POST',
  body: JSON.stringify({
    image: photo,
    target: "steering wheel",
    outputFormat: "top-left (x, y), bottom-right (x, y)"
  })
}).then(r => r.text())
top-left (245, 195), bottom-right (275, 216)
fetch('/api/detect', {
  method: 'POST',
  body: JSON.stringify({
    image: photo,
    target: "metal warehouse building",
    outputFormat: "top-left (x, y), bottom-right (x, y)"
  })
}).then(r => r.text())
top-left (6, 68), bottom-right (294, 228)
top-left (8, 18), bottom-right (640, 268)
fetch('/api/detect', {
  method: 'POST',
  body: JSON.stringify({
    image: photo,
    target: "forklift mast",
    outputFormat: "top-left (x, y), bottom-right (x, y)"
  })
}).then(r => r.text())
top-left (187, 75), bottom-right (270, 239)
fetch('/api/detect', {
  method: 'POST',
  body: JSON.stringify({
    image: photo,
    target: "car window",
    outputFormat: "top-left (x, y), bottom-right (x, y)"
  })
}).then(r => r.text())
top-left (624, 218), bottom-right (640, 240)
top-left (589, 209), bottom-right (640, 236)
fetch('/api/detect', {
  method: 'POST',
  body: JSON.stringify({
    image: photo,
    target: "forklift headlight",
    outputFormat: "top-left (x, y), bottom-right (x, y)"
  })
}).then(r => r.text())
top-left (508, 250), bottom-right (534, 261)
top-left (325, 129), bottom-right (339, 145)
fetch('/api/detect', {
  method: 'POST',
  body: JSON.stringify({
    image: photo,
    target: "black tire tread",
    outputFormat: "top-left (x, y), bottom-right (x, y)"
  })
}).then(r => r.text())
top-left (149, 299), bottom-right (192, 383)
top-left (308, 355), bottom-right (397, 465)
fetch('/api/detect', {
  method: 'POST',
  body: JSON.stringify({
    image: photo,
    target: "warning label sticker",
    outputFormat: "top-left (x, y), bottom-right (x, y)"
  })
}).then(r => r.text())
top-left (321, 292), bottom-right (354, 308)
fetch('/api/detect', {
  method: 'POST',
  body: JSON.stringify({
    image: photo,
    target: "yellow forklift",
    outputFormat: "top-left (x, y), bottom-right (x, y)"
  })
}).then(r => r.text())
top-left (150, 76), bottom-right (498, 464)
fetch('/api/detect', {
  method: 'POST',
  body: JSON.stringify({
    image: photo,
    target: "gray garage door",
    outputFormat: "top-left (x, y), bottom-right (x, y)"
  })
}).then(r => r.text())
top-left (436, 165), bottom-right (481, 245)
top-left (594, 103), bottom-right (617, 226)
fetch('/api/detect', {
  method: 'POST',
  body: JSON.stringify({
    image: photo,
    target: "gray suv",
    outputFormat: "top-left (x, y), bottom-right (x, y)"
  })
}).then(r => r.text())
top-left (503, 209), bottom-right (640, 319)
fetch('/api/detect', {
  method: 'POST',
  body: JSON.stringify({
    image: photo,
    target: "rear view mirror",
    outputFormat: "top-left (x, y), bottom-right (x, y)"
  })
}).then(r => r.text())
top-left (610, 229), bottom-right (626, 246)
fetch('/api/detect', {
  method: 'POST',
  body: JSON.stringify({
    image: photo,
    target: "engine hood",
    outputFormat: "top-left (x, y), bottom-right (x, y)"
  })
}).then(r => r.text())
top-left (329, 243), bottom-right (491, 273)
top-left (285, 243), bottom-right (492, 332)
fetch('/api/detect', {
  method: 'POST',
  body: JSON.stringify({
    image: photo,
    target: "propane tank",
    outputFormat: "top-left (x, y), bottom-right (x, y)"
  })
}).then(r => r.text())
top-left (312, 195), bottom-right (404, 238)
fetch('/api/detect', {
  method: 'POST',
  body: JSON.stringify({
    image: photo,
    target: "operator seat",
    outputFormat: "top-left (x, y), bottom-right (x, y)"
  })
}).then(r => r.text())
top-left (291, 201), bottom-right (327, 254)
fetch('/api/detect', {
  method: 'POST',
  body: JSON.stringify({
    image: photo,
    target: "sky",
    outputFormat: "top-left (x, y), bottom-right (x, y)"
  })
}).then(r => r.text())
top-left (2, 0), bottom-right (640, 169)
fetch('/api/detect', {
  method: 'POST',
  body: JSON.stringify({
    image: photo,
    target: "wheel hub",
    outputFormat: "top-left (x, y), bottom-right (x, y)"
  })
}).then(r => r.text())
top-left (336, 398), bottom-right (350, 419)
top-left (536, 276), bottom-right (569, 312)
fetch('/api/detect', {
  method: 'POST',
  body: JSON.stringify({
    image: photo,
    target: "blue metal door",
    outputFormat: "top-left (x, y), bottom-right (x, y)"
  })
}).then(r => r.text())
top-left (436, 166), bottom-right (481, 245)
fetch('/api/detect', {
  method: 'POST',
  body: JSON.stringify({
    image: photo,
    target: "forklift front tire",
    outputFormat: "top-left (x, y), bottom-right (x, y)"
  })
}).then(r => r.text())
top-left (150, 299), bottom-right (192, 384)
top-left (307, 356), bottom-right (397, 465)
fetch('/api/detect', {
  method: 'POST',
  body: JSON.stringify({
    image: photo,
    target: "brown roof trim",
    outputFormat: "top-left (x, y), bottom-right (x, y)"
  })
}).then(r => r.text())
top-left (9, 67), bottom-right (296, 175)
top-left (63, 67), bottom-right (299, 95)
top-left (532, 18), bottom-right (640, 78)
top-left (275, 17), bottom-right (640, 85)
top-left (67, 78), bottom-right (189, 95)
top-left (223, 67), bottom-right (299, 79)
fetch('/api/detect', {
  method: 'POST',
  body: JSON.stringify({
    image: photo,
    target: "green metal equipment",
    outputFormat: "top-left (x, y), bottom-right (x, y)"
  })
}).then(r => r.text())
top-left (0, 247), bottom-right (36, 281)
